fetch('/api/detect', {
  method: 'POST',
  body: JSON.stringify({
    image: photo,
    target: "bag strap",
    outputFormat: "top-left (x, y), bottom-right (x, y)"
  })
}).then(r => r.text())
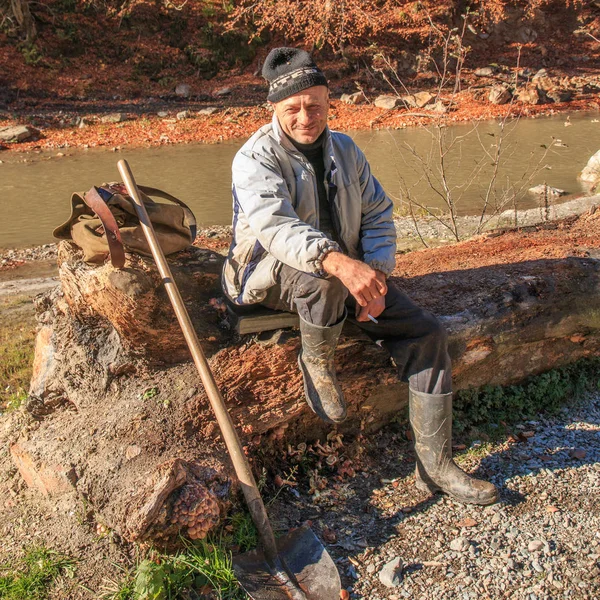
top-left (82, 187), bottom-right (126, 269)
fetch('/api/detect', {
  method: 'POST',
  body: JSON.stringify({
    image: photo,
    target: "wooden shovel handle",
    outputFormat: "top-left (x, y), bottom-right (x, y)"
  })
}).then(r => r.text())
top-left (116, 159), bottom-right (279, 562)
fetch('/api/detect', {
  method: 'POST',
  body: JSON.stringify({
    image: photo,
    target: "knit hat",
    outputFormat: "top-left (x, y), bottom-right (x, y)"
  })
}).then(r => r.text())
top-left (262, 47), bottom-right (328, 103)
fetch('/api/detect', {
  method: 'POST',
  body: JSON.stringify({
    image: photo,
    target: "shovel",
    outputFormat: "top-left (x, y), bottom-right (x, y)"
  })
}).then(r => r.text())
top-left (117, 159), bottom-right (342, 600)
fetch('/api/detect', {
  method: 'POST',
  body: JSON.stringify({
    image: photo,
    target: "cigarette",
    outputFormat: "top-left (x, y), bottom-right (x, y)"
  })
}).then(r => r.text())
top-left (367, 313), bottom-right (378, 324)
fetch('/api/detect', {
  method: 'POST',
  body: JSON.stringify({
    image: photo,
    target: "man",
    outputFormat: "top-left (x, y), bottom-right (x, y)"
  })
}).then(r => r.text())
top-left (222, 47), bottom-right (498, 506)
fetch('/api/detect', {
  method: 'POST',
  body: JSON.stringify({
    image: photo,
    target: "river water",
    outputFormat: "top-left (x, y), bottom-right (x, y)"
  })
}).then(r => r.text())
top-left (1, 112), bottom-right (598, 248)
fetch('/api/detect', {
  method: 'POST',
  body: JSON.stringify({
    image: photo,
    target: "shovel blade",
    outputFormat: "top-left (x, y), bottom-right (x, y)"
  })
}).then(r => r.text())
top-left (233, 525), bottom-right (341, 600)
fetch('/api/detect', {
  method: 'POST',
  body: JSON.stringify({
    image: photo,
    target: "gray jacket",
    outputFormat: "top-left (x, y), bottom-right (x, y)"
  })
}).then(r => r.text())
top-left (223, 115), bottom-right (397, 305)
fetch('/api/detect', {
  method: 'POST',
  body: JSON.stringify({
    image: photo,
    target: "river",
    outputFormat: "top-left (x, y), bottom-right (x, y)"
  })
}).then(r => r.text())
top-left (1, 111), bottom-right (598, 248)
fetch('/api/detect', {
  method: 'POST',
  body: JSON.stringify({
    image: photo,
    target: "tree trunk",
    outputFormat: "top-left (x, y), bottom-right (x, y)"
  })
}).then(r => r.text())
top-left (9, 209), bottom-right (600, 544)
top-left (6, 0), bottom-right (36, 42)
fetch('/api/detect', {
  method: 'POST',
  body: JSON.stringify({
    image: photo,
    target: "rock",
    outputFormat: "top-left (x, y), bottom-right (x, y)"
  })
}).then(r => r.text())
top-left (157, 111), bottom-right (169, 118)
top-left (579, 150), bottom-right (600, 185)
top-left (198, 107), bottom-right (219, 116)
top-left (401, 91), bottom-right (435, 108)
top-left (533, 77), bottom-right (554, 92)
top-left (533, 69), bottom-right (549, 79)
top-left (0, 125), bottom-right (40, 143)
top-left (516, 26), bottom-right (538, 43)
top-left (340, 91), bottom-right (367, 105)
top-left (176, 110), bottom-right (191, 121)
top-left (175, 83), bottom-right (191, 98)
top-left (214, 87), bottom-right (232, 97)
top-left (489, 85), bottom-right (512, 105)
top-left (450, 537), bottom-right (471, 552)
top-left (379, 557), bottom-right (403, 587)
top-left (528, 184), bottom-right (566, 197)
top-left (430, 101), bottom-right (447, 114)
top-left (10, 442), bottom-right (77, 497)
top-left (546, 88), bottom-right (573, 103)
top-left (100, 113), bottom-right (126, 124)
top-left (475, 67), bottom-right (497, 77)
top-left (374, 95), bottom-right (403, 109)
top-left (569, 448), bottom-right (586, 459)
top-left (516, 85), bottom-right (541, 105)
top-left (78, 117), bottom-right (93, 129)
top-left (528, 540), bottom-right (544, 552)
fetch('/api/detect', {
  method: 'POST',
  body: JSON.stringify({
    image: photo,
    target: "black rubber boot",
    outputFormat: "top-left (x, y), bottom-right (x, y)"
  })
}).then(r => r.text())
top-left (409, 389), bottom-right (499, 505)
top-left (298, 314), bottom-right (347, 424)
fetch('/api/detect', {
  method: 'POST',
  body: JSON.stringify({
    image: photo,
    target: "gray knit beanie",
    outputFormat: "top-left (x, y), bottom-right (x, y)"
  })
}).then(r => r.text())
top-left (262, 47), bottom-right (328, 103)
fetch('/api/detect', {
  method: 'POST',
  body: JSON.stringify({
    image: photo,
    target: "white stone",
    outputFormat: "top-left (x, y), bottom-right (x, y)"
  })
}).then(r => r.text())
top-left (379, 556), bottom-right (403, 588)
top-left (580, 149), bottom-right (600, 185)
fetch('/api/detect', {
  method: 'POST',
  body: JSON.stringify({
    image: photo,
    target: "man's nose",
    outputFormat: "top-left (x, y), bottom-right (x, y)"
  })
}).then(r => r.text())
top-left (297, 109), bottom-right (311, 124)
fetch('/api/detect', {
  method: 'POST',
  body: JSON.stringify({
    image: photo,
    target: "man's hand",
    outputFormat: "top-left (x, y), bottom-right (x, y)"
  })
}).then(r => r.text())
top-left (356, 296), bottom-right (386, 322)
top-left (322, 252), bottom-right (387, 307)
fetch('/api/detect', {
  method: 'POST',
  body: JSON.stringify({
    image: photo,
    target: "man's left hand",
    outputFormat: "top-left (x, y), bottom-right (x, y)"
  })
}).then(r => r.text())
top-left (356, 295), bottom-right (386, 323)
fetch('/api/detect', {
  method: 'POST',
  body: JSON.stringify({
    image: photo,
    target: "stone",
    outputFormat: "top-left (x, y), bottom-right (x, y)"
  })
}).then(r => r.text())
top-left (516, 86), bottom-right (541, 105)
top-left (528, 540), bottom-right (544, 552)
top-left (546, 88), bottom-right (573, 103)
top-left (379, 557), bottom-right (403, 588)
top-left (10, 443), bottom-right (77, 497)
top-left (101, 113), bottom-right (126, 124)
top-left (430, 101), bottom-right (447, 114)
top-left (198, 107), bottom-right (219, 116)
top-left (0, 125), bottom-right (40, 143)
top-left (401, 91), bottom-right (435, 108)
top-left (450, 537), bottom-right (471, 552)
top-left (489, 85), bottom-right (511, 105)
top-left (579, 150), bottom-right (600, 185)
top-left (125, 445), bottom-right (142, 461)
top-left (340, 91), bottom-right (367, 105)
top-left (475, 67), bottom-right (497, 77)
top-left (374, 95), bottom-right (403, 109)
top-left (78, 117), bottom-right (93, 129)
top-left (214, 87), bottom-right (232, 97)
top-left (157, 111), bottom-right (169, 118)
top-left (176, 110), bottom-right (191, 121)
top-left (175, 83), bottom-right (191, 98)
top-left (528, 184), bottom-right (566, 197)
top-left (29, 325), bottom-right (56, 398)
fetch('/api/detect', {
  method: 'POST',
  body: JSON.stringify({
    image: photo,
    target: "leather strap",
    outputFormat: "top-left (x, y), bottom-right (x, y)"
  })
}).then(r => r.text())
top-left (82, 187), bottom-right (126, 269)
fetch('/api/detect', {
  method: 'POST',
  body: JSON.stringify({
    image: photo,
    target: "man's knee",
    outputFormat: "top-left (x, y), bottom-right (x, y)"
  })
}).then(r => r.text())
top-left (295, 275), bottom-right (347, 327)
top-left (423, 313), bottom-right (448, 347)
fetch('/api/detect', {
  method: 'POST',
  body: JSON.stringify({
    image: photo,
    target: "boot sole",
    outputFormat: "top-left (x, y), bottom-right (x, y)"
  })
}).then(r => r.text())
top-left (415, 475), bottom-right (499, 506)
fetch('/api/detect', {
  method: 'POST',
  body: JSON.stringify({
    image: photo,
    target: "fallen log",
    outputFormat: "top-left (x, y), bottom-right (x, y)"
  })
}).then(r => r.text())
top-left (10, 208), bottom-right (600, 544)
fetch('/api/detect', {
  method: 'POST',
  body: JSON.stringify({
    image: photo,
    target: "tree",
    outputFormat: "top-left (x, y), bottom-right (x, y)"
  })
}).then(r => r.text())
top-left (1, 0), bottom-right (37, 42)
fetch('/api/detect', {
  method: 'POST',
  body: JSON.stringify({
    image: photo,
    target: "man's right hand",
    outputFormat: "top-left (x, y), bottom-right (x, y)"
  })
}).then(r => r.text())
top-left (322, 251), bottom-right (387, 306)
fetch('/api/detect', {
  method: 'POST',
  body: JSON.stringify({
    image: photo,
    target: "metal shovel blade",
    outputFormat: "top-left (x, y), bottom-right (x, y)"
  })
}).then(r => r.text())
top-left (233, 525), bottom-right (341, 600)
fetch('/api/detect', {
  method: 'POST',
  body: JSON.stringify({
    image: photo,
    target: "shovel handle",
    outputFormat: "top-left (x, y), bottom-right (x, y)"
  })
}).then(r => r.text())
top-left (117, 159), bottom-right (279, 562)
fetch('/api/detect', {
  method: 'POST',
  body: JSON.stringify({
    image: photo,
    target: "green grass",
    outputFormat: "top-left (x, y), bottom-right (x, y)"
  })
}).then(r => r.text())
top-left (0, 295), bottom-right (36, 411)
top-left (453, 357), bottom-right (600, 440)
top-left (0, 547), bottom-right (76, 600)
top-left (103, 538), bottom-right (245, 600)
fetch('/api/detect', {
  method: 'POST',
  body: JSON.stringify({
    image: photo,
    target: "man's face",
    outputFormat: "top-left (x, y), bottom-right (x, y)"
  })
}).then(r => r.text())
top-left (272, 85), bottom-right (329, 145)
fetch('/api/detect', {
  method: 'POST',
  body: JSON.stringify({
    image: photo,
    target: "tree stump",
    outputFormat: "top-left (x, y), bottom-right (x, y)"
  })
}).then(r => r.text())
top-left (10, 209), bottom-right (600, 544)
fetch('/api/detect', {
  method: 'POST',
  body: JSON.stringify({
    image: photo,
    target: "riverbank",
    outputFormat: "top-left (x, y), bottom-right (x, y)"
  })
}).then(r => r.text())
top-left (1, 91), bottom-right (598, 154)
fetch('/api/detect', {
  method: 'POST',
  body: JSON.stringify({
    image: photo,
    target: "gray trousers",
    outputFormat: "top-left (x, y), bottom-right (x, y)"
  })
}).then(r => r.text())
top-left (262, 265), bottom-right (452, 395)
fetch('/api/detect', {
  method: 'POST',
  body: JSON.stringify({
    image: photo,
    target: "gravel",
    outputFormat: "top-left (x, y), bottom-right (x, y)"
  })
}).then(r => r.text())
top-left (273, 392), bottom-right (600, 599)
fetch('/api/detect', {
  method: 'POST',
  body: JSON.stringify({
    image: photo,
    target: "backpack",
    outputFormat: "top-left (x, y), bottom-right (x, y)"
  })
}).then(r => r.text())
top-left (53, 183), bottom-right (197, 268)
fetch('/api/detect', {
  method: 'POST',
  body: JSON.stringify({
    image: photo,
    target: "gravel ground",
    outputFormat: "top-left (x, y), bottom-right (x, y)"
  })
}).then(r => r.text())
top-left (271, 392), bottom-right (600, 600)
top-left (356, 394), bottom-right (599, 599)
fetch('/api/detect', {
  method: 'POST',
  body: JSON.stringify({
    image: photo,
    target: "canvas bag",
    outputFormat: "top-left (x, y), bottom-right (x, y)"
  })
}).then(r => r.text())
top-left (53, 183), bottom-right (197, 268)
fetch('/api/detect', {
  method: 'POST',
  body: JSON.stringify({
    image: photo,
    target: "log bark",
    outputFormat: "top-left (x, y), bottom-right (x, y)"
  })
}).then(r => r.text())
top-left (10, 210), bottom-right (600, 544)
